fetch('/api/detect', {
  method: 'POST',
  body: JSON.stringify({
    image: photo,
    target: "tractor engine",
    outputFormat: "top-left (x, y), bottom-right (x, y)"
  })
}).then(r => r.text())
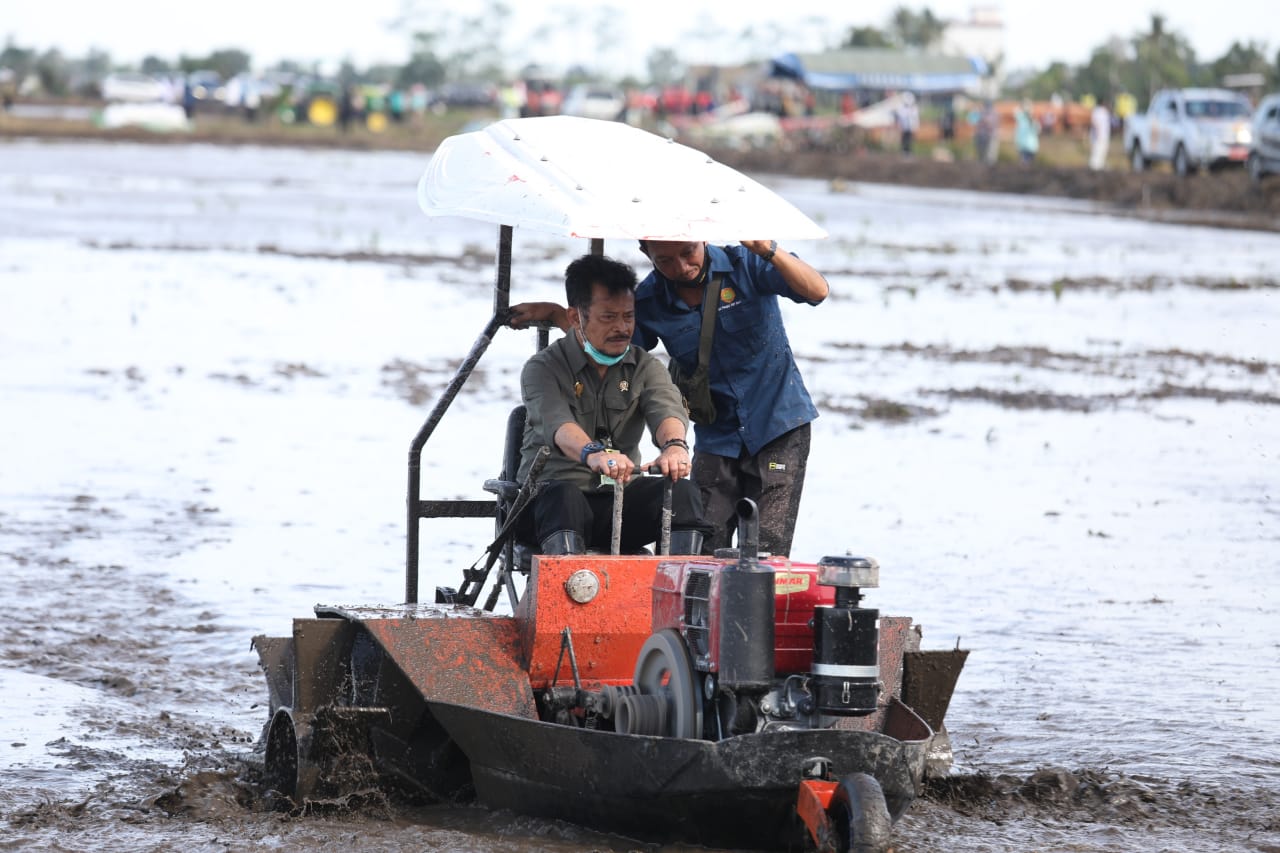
top-left (649, 503), bottom-right (882, 739)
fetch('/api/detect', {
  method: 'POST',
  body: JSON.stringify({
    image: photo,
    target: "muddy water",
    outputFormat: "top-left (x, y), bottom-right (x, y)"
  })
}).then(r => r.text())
top-left (1, 140), bottom-right (1277, 852)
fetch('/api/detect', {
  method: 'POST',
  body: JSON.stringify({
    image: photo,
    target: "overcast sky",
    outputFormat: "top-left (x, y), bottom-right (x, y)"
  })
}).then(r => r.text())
top-left (5, 0), bottom-right (1278, 78)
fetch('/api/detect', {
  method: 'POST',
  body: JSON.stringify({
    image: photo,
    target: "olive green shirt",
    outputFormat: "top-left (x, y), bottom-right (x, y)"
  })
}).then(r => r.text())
top-left (518, 333), bottom-right (688, 491)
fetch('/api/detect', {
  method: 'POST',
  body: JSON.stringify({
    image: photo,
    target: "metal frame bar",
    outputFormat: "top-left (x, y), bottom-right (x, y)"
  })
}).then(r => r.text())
top-left (405, 231), bottom-right (608, 604)
top-left (405, 225), bottom-right (513, 603)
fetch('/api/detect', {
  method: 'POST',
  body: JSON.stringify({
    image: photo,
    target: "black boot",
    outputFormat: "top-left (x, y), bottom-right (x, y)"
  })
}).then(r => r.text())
top-left (668, 529), bottom-right (705, 556)
top-left (540, 529), bottom-right (586, 555)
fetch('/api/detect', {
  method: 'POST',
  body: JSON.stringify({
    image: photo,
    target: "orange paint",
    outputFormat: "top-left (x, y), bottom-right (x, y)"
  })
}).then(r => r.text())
top-left (517, 555), bottom-right (657, 689)
top-left (796, 779), bottom-right (837, 851)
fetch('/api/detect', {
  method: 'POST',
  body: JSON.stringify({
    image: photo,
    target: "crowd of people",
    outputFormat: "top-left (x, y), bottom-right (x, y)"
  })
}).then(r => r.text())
top-left (887, 91), bottom-right (1116, 169)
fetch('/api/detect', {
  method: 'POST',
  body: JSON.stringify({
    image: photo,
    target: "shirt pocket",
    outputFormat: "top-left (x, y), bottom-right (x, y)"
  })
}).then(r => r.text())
top-left (666, 314), bottom-right (702, 354)
top-left (599, 381), bottom-right (639, 444)
top-left (717, 300), bottom-right (767, 349)
top-left (601, 382), bottom-right (637, 417)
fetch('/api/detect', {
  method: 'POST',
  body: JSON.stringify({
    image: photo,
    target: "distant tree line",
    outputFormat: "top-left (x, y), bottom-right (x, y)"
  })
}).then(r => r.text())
top-left (1020, 15), bottom-right (1279, 106)
top-left (4, 5), bottom-right (1278, 105)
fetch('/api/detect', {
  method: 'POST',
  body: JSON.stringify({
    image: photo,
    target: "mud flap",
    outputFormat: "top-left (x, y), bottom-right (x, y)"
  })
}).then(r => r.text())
top-left (902, 648), bottom-right (968, 778)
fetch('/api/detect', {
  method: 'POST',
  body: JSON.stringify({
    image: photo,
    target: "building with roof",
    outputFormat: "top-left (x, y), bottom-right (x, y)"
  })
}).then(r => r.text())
top-left (770, 48), bottom-right (989, 97)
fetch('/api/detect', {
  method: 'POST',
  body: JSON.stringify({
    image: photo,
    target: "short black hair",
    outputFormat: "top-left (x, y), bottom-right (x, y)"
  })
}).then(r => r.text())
top-left (564, 254), bottom-right (637, 312)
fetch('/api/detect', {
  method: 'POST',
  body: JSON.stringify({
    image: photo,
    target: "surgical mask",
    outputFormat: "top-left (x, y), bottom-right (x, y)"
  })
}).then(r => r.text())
top-left (579, 321), bottom-right (630, 366)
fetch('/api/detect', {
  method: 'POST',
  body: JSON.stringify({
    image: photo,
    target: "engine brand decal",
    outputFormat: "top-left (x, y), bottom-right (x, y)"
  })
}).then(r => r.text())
top-left (775, 571), bottom-right (811, 594)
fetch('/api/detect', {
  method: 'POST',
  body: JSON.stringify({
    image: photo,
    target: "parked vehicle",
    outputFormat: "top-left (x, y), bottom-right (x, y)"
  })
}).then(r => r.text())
top-left (100, 72), bottom-right (167, 103)
top-left (1247, 93), bottom-right (1280, 184)
top-left (183, 70), bottom-right (229, 115)
top-left (430, 81), bottom-right (498, 112)
top-left (560, 84), bottom-right (626, 121)
top-left (1125, 88), bottom-right (1254, 176)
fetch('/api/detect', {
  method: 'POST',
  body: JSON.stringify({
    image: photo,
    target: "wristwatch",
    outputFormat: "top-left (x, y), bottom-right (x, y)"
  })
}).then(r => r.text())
top-left (761, 240), bottom-right (777, 263)
top-left (580, 441), bottom-right (607, 464)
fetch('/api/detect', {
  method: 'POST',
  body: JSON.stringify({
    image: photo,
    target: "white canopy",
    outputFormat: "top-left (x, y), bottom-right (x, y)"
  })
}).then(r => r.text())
top-left (417, 116), bottom-right (827, 242)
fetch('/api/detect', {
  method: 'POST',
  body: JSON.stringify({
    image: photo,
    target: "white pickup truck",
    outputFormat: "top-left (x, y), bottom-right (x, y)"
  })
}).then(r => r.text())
top-left (1125, 88), bottom-right (1254, 176)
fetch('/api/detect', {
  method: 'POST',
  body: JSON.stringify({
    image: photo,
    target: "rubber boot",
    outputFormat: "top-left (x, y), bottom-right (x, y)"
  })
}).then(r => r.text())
top-left (668, 529), bottom-right (705, 556)
top-left (540, 529), bottom-right (586, 555)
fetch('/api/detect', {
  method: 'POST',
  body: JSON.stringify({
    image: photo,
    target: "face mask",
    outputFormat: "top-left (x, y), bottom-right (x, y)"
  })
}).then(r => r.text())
top-left (579, 320), bottom-right (630, 366)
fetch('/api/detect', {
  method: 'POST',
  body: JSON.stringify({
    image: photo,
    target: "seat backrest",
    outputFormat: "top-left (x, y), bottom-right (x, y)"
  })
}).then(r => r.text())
top-left (500, 405), bottom-right (528, 483)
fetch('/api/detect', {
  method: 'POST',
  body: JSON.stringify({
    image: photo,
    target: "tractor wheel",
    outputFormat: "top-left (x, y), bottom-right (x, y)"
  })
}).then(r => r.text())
top-left (1173, 144), bottom-right (1195, 177)
top-left (828, 772), bottom-right (892, 853)
top-left (1130, 145), bottom-right (1148, 172)
top-left (264, 708), bottom-right (319, 805)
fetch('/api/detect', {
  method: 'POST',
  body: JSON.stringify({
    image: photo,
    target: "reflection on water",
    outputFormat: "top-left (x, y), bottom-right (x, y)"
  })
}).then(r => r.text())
top-left (0, 141), bottom-right (1277, 852)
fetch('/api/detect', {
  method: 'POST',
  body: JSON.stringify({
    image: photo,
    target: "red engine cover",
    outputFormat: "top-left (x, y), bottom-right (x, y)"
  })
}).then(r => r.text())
top-left (651, 557), bottom-right (835, 675)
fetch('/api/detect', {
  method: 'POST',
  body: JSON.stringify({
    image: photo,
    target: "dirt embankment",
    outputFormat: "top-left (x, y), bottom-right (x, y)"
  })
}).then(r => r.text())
top-left (715, 146), bottom-right (1280, 231)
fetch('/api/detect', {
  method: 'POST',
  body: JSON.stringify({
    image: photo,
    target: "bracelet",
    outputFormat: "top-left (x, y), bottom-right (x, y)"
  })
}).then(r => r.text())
top-left (580, 441), bottom-right (606, 464)
top-left (662, 438), bottom-right (690, 451)
top-left (761, 240), bottom-right (777, 263)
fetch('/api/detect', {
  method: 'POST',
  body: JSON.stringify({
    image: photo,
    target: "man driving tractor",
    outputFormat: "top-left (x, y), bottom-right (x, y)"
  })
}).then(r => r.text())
top-left (515, 253), bottom-right (711, 555)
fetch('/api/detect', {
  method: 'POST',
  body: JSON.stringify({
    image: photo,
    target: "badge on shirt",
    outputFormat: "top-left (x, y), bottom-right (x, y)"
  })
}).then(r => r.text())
top-left (574, 381), bottom-right (583, 397)
top-left (619, 380), bottom-right (629, 392)
top-left (720, 286), bottom-right (736, 304)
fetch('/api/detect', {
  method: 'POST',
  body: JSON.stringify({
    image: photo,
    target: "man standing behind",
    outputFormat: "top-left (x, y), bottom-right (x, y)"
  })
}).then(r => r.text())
top-left (511, 240), bottom-right (828, 557)
top-left (516, 254), bottom-right (709, 556)
top-left (1089, 97), bottom-right (1112, 171)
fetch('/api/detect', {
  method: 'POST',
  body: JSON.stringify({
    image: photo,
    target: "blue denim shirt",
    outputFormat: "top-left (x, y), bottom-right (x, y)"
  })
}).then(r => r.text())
top-left (634, 243), bottom-right (819, 457)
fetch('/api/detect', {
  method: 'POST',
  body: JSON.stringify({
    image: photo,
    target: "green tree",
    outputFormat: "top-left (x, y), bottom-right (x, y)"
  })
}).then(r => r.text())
top-left (888, 6), bottom-right (945, 49)
top-left (179, 49), bottom-right (250, 80)
top-left (443, 0), bottom-right (511, 81)
top-left (1075, 39), bottom-right (1126, 102)
top-left (35, 48), bottom-right (70, 95)
top-left (141, 55), bottom-right (172, 74)
top-left (398, 32), bottom-right (446, 88)
top-left (1, 41), bottom-right (38, 79)
top-left (1129, 14), bottom-right (1197, 103)
top-left (1024, 61), bottom-right (1074, 100)
top-left (206, 49), bottom-right (251, 80)
top-left (646, 47), bottom-right (681, 87)
top-left (1210, 40), bottom-right (1274, 87)
top-left (843, 26), bottom-right (893, 49)
top-left (82, 47), bottom-right (111, 77)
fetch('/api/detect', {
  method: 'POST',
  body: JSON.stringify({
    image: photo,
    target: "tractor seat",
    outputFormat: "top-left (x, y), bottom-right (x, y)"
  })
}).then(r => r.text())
top-left (483, 405), bottom-right (537, 573)
top-left (483, 405), bottom-right (658, 565)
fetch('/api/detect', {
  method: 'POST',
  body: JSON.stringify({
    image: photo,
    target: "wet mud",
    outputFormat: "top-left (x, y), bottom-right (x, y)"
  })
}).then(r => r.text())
top-left (0, 496), bottom-right (651, 852)
top-left (810, 342), bottom-right (1279, 423)
top-left (901, 769), bottom-right (1280, 853)
top-left (6, 118), bottom-right (1279, 230)
top-left (84, 238), bottom-right (500, 269)
top-left (3, 140), bottom-right (1276, 852)
top-left (4, 484), bottom-right (1275, 851)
